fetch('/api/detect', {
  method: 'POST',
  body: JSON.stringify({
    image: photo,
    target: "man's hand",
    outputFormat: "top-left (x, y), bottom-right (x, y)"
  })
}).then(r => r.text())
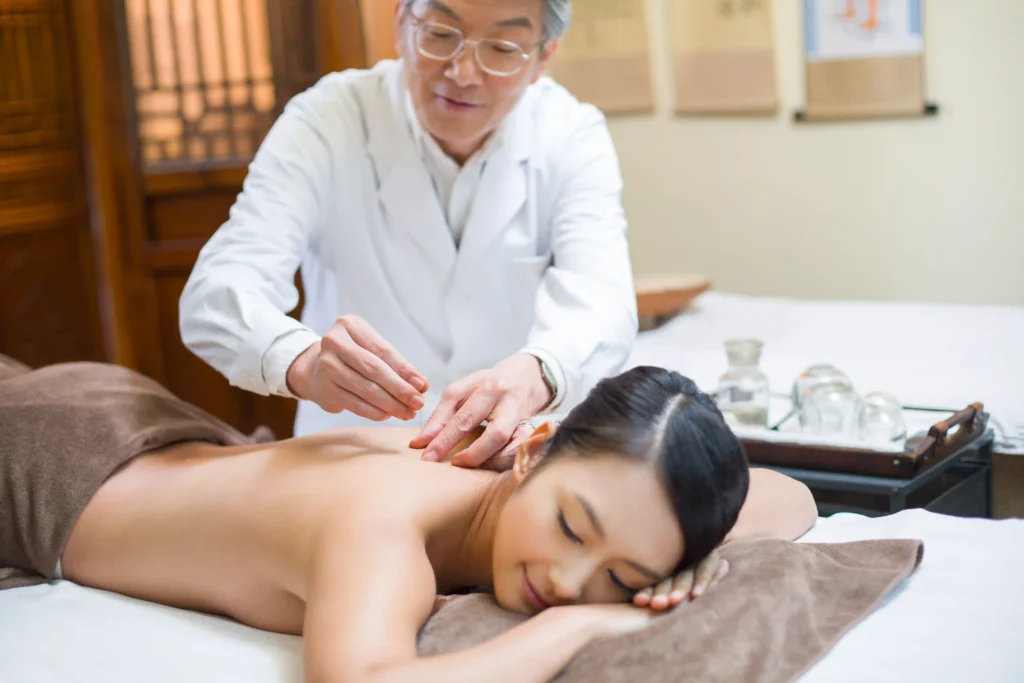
top-left (632, 549), bottom-right (729, 612)
top-left (410, 354), bottom-right (552, 467)
top-left (286, 315), bottom-right (429, 421)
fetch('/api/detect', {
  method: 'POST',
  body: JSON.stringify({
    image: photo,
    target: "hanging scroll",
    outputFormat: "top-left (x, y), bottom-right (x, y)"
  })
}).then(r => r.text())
top-left (800, 0), bottom-right (931, 120)
top-left (549, 0), bottom-right (654, 114)
top-left (668, 0), bottom-right (778, 115)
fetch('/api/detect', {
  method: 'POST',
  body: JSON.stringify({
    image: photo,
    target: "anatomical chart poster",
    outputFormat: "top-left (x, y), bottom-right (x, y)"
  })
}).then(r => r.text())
top-left (802, 0), bottom-right (928, 119)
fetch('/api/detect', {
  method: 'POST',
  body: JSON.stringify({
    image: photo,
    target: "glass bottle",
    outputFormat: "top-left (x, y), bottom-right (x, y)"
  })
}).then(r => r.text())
top-left (716, 339), bottom-right (770, 429)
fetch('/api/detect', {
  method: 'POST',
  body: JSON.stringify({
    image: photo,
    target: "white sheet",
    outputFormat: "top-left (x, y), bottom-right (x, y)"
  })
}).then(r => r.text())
top-left (1, 510), bottom-right (1022, 682)
top-left (627, 291), bottom-right (1024, 454)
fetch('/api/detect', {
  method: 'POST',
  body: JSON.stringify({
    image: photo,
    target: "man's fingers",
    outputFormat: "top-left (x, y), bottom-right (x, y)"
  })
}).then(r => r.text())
top-left (317, 379), bottom-right (389, 422)
top-left (343, 315), bottom-right (429, 393)
top-left (410, 385), bottom-right (466, 451)
top-left (451, 401), bottom-right (519, 468)
top-left (319, 354), bottom-right (417, 421)
top-left (479, 422), bottom-right (535, 471)
top-left (329, 318), bottom-right (425, 412)
top-left (423, 386), bottom-right (498, 464)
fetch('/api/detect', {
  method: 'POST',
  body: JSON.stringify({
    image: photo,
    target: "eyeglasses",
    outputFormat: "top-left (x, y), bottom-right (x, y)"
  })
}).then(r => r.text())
top-left (408, 17), bottom-right (534, 77)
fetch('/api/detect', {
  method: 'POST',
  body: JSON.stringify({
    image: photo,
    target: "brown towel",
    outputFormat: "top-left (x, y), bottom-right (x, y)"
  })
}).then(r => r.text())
top-left (0, 361), bottom-right (252, 591)
top-left (0, 353), bottom-right (31, 381)
top-left (419, 537), bottom-right (924, 683)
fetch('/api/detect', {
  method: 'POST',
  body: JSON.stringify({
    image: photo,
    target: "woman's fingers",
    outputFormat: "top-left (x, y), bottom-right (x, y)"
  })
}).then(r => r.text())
top-left (691, 550), bottom-right (721, 598)
top-left (633, 587), bottom-right (654, 607)
top-left (647, 577), bottom-right (676, 611)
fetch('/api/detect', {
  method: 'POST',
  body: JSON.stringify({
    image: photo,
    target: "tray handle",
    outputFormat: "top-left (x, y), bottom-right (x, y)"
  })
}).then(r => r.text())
top-left (927, 402), bottom-right (987, 451)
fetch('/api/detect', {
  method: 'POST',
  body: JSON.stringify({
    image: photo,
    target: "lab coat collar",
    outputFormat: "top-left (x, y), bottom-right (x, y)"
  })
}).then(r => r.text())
top-left (366, 59), bottom-right (533, 270)
top-left (367, 61), bottom-right (456, 274)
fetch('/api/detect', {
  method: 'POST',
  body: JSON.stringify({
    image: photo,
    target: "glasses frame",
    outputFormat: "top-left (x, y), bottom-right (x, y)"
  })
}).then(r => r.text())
top-left (407, 16), bottom-right (535, 77)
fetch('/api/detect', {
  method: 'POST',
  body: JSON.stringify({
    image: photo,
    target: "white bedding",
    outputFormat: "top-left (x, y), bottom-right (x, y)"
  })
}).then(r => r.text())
top-left (627, 291), bottom-right (1024, 454)
top-left (1, 510), bottom-right (1022, 682)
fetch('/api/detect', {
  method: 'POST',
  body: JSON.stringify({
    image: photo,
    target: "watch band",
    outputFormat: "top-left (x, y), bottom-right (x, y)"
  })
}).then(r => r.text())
top-left (534, 355), bottom-right (558, 411)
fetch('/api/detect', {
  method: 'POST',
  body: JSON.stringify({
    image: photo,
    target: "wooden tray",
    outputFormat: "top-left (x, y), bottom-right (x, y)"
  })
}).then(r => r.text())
top-left (740, 403), bottom-right (990, 479)
top-left (635, 274), bottom-right (710, 331)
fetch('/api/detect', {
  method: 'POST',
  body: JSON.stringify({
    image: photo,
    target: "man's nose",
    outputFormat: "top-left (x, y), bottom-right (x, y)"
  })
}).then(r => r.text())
top-left (445, 44), bottom-right (484, 88)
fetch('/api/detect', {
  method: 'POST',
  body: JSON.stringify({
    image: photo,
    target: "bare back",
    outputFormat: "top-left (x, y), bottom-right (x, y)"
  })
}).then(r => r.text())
top-left (61, 427), bottom-right (493, 634)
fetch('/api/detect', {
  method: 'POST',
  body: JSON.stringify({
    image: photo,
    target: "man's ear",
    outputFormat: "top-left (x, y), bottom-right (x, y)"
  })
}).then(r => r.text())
top-left (531, 38), bottom-right (561, 83)
top-left (512, 421), bottom-right (557, 484)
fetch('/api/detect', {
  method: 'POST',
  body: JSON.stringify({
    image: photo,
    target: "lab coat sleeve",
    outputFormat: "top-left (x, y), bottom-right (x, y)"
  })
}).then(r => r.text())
top-left (178, 84), bottom-right (339, 397)
top-left (519, 109), bottom-right (638, 411)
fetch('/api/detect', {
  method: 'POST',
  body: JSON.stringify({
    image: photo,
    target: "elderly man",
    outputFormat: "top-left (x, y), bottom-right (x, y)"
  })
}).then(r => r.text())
top-left (179, 0), bottom-right (637, 469)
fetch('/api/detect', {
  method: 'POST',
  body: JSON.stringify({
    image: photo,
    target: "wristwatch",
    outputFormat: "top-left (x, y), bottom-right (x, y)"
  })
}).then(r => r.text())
top-left (533, 355), bottom-right (559, 412)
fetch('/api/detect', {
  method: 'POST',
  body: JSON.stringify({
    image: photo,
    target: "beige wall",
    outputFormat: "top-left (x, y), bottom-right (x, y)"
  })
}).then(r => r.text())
top-left (610, 0), bottom-right (1023, 305)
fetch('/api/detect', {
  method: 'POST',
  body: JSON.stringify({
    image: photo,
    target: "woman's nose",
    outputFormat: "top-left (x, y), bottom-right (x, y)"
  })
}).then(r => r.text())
top-left (548, 564), bottom-right (590, 603)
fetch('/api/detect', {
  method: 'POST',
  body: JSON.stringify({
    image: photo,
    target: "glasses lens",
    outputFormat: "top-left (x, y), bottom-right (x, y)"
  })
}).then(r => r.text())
top-left (477, 40), bottom-right (527, 75)
top-left (416, 22), bottom-right (462, 59)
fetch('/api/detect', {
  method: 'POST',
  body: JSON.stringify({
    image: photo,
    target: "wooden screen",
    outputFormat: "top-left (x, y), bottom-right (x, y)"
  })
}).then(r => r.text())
top-left (1, 0), bottom-right (366, 437)
top-left (0, 0), bottom-right (105, 366)
top-left (122, 0), bottom-right (319, 167)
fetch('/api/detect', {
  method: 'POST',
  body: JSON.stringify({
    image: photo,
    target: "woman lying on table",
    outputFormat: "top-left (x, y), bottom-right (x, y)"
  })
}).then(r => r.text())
top-left (0, 357), bottom-right (817, 683)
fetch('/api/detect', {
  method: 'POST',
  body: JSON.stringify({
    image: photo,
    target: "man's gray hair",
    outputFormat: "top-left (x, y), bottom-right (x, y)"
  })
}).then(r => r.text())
top-left (401, 0), bottom-right (572, 43)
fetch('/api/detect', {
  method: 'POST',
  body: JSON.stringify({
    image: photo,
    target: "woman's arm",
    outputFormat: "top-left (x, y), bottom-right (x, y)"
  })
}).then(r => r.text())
top-left (303, 522), bottom-right (640, 683)
top-left (724, 468), bottom-right (818, 543)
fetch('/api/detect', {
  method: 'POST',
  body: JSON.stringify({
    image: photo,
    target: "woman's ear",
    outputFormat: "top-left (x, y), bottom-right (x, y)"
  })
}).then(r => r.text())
top-left (512, 422), bottom-right (557, 484)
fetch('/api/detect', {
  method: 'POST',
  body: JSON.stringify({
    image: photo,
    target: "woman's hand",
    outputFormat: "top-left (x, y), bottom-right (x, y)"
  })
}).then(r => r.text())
top-left (568, 603), bottom-right (663, 639)
top-left (632, 550), bottom-right (729, 611)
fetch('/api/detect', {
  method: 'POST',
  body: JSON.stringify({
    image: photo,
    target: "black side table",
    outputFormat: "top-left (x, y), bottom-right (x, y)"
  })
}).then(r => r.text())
top-left (762, 430), bottom-right (995, 518)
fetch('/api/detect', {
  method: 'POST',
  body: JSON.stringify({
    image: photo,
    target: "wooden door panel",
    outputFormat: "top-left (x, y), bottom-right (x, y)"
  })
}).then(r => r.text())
top-left (0, 0), bottom-right (105, 367)
top-left (147, 190), bottom-right (240, 242)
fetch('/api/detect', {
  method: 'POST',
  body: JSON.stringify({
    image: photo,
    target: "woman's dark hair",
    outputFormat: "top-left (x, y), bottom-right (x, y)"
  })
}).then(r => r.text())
top-left (540, 366), bottom-right (750, 573)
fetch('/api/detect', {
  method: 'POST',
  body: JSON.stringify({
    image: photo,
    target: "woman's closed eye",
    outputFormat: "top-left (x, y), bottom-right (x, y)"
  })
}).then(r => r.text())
top-left (558, 510), bottom-right (582, 545)
top-left (608, 570), bottom-right (639, 598)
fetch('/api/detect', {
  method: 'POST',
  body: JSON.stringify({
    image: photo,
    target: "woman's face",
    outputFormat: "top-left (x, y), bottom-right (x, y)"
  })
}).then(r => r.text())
top-left (491, 442), bottom-right (685, 615)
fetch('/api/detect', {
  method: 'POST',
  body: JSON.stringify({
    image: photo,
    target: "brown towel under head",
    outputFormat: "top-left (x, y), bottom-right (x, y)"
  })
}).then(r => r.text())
top-left (0, 361), bottom-right (253, 591)
top-left (419, 538), bottom-right (924, 683)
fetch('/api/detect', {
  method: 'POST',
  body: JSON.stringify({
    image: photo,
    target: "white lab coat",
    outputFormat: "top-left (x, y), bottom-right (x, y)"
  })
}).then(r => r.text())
top-left (179, 59), bottom-right (637, 436)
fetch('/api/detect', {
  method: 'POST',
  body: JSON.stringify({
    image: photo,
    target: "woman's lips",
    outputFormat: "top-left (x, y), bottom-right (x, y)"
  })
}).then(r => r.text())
top-left (522, 570), bottom-right (551, 612)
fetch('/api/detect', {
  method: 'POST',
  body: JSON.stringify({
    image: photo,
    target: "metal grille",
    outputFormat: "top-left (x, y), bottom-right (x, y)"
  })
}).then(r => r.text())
top-left (123, 0), bottom-right (293, 168)
top-left (0, 0), bottom-right (75, 152)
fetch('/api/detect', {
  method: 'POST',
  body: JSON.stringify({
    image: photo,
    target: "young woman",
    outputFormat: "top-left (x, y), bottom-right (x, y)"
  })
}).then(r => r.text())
top-left (0, 360), bottom-right (817, 683)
